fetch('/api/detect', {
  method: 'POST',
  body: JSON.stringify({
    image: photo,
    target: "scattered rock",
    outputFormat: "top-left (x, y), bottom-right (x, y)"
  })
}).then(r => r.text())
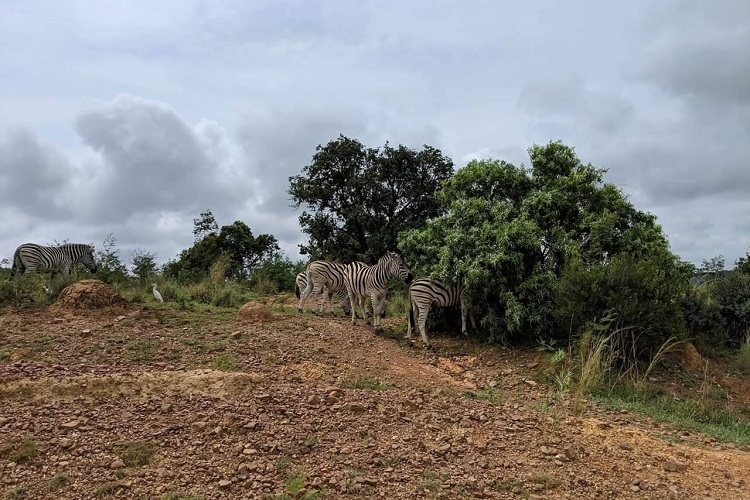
top-left (60, 420), bottom-right (81, 429)
top-left (664, 461), bottom-right (687, 472)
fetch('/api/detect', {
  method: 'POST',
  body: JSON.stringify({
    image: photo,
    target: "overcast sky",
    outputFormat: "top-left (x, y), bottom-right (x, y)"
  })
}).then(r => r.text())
top-left (1, 0), bottom-right (748, 270)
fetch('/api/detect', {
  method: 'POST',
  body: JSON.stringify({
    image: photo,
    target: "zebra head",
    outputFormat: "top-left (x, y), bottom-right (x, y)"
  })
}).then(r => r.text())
top-left (381, 251), bottom-right (413, 284)
top-left (81, 245), bottom-right (98, 273)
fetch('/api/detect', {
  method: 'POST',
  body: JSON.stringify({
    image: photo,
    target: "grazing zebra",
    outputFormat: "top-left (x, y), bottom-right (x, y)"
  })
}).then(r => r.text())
top-left (406, 277), bottom-right (477, 348)
top-left (298, 260), bottom-right (367, 315)
top-left (294, 271), bottom-right (351, 315)
top-left (11, 243), bottom-right (97, 293)
top-left (345, 251), bottom-right (412, 327)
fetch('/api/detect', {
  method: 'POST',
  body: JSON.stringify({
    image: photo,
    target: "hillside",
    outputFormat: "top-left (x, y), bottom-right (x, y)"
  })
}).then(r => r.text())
top-left (1, 299), bottom-right (749, 499)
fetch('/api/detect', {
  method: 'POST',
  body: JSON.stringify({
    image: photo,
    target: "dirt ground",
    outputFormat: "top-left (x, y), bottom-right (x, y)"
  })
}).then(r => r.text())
top-left (1, 296), bottom-right (750, 499)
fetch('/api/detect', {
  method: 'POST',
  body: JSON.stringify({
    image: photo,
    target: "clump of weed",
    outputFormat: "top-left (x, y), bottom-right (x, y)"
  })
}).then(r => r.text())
top-left (342, 374), bottom-right (390, 391)
top-left (0, 436), bottom-right (38, 464)
top-left (212, 353), bottom-right (239, 371)
top-left (114, 440), bottom-right (159, 467)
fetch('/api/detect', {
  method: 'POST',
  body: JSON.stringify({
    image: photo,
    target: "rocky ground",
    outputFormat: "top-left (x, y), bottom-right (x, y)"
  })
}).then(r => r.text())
top-left (1, 299), bottom-right (750, 499)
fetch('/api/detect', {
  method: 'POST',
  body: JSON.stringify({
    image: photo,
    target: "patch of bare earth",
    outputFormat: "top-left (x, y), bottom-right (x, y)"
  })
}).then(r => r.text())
top-left (0, 303), bottom-right (748, 499)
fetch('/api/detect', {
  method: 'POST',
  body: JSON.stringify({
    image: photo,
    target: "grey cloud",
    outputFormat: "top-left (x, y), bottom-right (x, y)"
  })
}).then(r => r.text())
top-left (519, 78), bottom-right (636, 136)
top-left (74, 94), bottom-right (257, 224)
top-left (0, 128), bottom-right (75, 219)
top-left (236, 105), bottom-right (442, 215)
top-left (639, 0), bottom-right (750, 107)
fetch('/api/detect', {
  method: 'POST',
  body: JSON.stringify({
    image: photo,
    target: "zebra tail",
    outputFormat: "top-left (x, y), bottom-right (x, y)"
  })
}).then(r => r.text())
top-left (9, 247), bottom-right (22, 279)
top-left (295, 284), bottom-right (301, 300)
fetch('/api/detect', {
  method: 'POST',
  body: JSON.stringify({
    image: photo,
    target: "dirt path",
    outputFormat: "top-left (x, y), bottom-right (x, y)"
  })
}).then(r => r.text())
top-left (1, 305), bottom-right (749, 499)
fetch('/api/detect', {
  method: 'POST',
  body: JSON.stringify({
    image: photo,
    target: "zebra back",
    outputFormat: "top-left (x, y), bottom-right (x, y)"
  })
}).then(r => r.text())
top-left (306, 260), bottom-right (348, 293)
top-left (408, 278), bottom-right (464, 309)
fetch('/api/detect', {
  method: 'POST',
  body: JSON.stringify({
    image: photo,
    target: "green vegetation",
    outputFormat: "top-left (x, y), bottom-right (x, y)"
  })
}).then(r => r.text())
top-left (0, 436), bottom-right (38, 464)
top-left (288, 135), bottom-right (454, 262)
top-left (114, 440), bottom-right (159, 467)
top-left (47, 473), bottom-right (70, 491)
top-left (212, 352), bottom-right (239, 371)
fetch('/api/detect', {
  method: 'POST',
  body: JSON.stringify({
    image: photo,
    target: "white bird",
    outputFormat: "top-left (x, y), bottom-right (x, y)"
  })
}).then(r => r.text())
top-left (152, 283), bottom-right (164, 303)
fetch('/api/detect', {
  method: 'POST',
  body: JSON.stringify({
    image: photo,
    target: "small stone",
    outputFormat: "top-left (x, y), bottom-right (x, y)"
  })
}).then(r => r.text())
top-left (0, 417), bottom-right (9, 426)
top-left (348, 403), bottom-right (366, 413)
top-left (630, 485), bottom-right (640, 492)
top-left (256, 393), bottom-right (272, 402)
top-left (81, 329), bottom-right (92, 336)
top-left (230, 331), bottom-right (242, 339)
top-left (110, 459), bottom-right (125, 469)
top-left (664, 460), bottom-right (686, 472)
top-left (619, 442), bottom-right (633, 451)
top-left (307, 395), bottom-right (321, 405)
top-left (324, 386), bottom-right (343, 398)
top-left (60, 420), bottom-right (81, 429)
top-left (191, 421), bottom-right (208, 430)
top-left (161, 403), bottom-right (173, 413)
top-left (523, 379), bottom-right (537, 387)
top-left (564, 446), bottom-right (577, 459)
top-left (218, 479), bottom-right (231, 489)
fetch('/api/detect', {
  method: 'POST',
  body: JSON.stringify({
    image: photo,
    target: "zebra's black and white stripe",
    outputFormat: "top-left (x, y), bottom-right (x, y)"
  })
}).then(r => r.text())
top-left (11, 243), bottom-right (97, 293)
top-left (294, 271), bottom-right (351, 315)
top-left (343, 261), bottom-right (385, 320)
top-left (406, 277), bottom-right (477, 348)
top-left (345, 251), bottom-right (412, 327)
top-left (298, 260), bottom-right (367, 315)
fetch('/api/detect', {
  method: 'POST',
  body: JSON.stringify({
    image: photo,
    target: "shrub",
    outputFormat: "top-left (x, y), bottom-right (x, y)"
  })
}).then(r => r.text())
top-left (556, 252), bottom-right (688, 359)
top-left (708, 271), bottom-right (750, 347)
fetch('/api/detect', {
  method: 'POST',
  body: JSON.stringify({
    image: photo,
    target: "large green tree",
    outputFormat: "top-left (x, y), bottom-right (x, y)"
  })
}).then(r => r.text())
top-left (399, 141), bottom-right (688, 347)
top-left (289, 135), bottom-right (454, 262)
top-left (164, 212), bottom-right (279, 282)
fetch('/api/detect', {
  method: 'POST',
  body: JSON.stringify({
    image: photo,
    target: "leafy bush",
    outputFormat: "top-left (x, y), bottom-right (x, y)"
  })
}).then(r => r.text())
top-left (708, 271), bottom-right (750, 347)
top-left (249, 256), bottom-right (305, 293)
top-left (681, 285), bottom-right (724, 340)
top-left (400, 142), bottom-right (675, 346)
top-left (555, 252), bottom-right (689, 358)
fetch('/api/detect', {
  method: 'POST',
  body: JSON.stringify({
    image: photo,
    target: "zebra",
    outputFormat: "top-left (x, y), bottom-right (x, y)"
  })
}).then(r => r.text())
top-left (406, 277), bottom-right (477, 348)
top-left (11, 243), bottom-right (97, 294)
top-left (294, 271), bottom-right (351, 315)
top-left (345, 251), bottom-right (412, 328)
top-left (298, 260), bottom-right (367, 315)
top-left (343, 261), bottom-right (386, 321)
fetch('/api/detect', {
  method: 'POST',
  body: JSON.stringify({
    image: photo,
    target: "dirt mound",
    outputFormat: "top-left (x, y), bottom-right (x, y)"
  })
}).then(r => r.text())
top-left (237, 300), bottom-right (275, 323)
top-left (53, 279), bottom-right (130, 311)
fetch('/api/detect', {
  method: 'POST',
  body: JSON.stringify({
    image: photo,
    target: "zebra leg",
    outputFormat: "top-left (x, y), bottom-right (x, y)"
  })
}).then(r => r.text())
top-left (461, 299), bottom-right (470, 336)
top-left (347, 285), bottom-right (358, 325)
top-left (418, 305), bottom-right (432, 348)
top-left (371, 292), bottom-right (386, 328)
top-left (298, 274), bottom-right (315, 313)
top-left (317, 286), bottom-right (329, 313)
top-left (406, 299), bottom-right (414, 340)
